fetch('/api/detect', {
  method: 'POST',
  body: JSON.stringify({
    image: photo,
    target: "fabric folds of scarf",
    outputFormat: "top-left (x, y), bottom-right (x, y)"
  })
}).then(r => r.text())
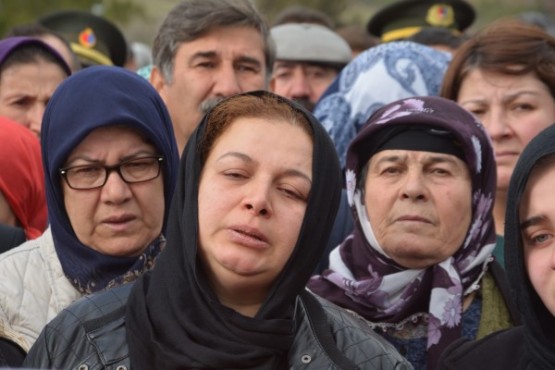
top-left (309, 96), bottom-right (497, 369)
top-left (126, 91), bottom-right (343, 369)
top-left (0, 117), bottom-right (46, 239)
top-left (313, 41), bottom-right (451, 167)
top-left (504, 123), bottom-right (555, 368)
top-left (40, 66), bottom-right (179, 294)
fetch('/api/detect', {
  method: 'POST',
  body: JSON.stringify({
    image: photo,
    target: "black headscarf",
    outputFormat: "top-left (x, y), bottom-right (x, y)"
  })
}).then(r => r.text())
top-left (126, 91), bottom-right (342, 369)
top-left (504, 123), bottom-right (555, 368)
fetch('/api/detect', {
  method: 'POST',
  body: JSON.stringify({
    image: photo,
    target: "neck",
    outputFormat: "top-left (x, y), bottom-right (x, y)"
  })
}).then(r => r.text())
top-left (494, 190), bottom-right (507, 236)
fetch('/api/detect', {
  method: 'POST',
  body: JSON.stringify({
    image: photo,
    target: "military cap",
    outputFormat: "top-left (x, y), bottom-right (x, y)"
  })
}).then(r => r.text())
top-left (271, 23), bottom-right (352, 66)
top-left (367, 0), bottom-right (475, 42)
top-left (38, 10), bottom-right (127, 67)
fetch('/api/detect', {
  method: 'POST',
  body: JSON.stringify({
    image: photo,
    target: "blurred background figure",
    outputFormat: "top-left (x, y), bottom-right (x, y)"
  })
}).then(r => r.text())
top-left (408, 26), bottom-right (469, 54)
top-left (38, 9), bottom-right (127, 68)
top-left (272, 4), bottom-right (335, 28)
top-left (0, 117), bottom-right (46, 253)
top-left (0, 36), bottom-right (71, 137)
top-left (270, 23), bottom-right (351, 112)
top-left (124, 41), bottom-right (152, 72)
top-left (441, 20), bottom-right (555, 267)
top-left (336, 24), bottom-right (379, 57)
top-left (366, 0), bottom-right (475, 44)
top-left (519, 11), bottom-right (555, 37)
top-left (6, 22), bottom-right (80, 72)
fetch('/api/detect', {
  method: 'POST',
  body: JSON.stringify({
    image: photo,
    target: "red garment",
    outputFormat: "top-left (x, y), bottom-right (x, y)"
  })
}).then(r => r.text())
top-left (0, 117), bottom-right (46, 239)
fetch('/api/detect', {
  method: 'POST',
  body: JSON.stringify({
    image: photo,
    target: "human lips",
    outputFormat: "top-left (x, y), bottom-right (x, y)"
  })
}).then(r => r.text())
top-left (101, 214), bottom-right (137, 231)
top-left (395, 215), bottom-right (432, 224)
top-left (227, 225), bottom-right (269, 249)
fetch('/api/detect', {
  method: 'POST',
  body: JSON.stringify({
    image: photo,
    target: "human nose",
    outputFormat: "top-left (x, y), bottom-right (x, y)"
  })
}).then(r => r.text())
top-left (400, 169), bottom-right (428, 201)
top-left (484, 107), bottom-right (511, 140)
top-left (243, 180), bottom-right (272, 217)
top-left (100, 170), bottom-right (132, 203)
top-left (28, 104), bottom-right (45, 138)
top-left (212, 64), bottom-right (241, 97)
top-left (289, 69), bottom-right (312, 100)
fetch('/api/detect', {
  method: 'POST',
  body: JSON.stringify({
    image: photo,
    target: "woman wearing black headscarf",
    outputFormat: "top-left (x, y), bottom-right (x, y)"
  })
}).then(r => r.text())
top-left (24, 91), bottom-right (412, 369)
top-left (309, 96), bottom-right (520, 370)
top-left (438, 124), bottom-right (555, 369)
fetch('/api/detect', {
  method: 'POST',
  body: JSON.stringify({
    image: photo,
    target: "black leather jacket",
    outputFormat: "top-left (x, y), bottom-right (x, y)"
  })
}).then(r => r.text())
top-left (25, 283), bottom-right (412, 370)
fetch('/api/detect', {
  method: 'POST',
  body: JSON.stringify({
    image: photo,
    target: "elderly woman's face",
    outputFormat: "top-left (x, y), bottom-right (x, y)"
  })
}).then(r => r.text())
top-left (520, 162), bottom-right (555, 316)
top-left (198, 117), bottom-right (312, 309)
top-left (0, 60), bottom-right (67, 137)
top-left (458, 69), bottom-right (555, 192)
top-left (364, 149), bottom-right (472, 269)
top-left (62, 126), bottom-right (165, 257)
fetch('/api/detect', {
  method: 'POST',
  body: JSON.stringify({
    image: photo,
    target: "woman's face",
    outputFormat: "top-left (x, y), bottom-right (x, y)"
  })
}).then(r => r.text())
top-left (0, 60), bottom-right (67, 137)
top-left (62, 126), bottom-right (165, 257)
top-left (458, 69), bottom-right (555, 192)
top-left (198, 117), bottom-right (312, 306)
top-left (364, 149), bottom-right (472, 269)
top-left (520, 162), bottom-right (555, 316)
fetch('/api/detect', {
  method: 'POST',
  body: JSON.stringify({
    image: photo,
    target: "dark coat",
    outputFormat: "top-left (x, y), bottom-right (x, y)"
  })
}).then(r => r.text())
top-left (24, 283), bottom-right (413, 370)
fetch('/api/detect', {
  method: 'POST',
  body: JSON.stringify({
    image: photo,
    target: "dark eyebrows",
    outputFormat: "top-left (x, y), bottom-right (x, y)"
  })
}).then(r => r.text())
top-left (216, 151), bottom-right (312, 184)
top-left (190, 50), bottom-right (218, 62)
top-left (520, 215), bottom-right (547, 230)
top-left (234, 55), bottom-right (262, 68)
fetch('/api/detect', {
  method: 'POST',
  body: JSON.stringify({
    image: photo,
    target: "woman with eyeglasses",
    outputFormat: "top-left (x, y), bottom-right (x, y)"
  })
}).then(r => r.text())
top-left (0, 66), bottom-right (179, 367)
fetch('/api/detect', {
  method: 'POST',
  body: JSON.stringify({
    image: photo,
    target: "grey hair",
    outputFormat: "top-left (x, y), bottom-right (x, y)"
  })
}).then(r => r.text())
top-left (152, 0), bottom-right (275, 84)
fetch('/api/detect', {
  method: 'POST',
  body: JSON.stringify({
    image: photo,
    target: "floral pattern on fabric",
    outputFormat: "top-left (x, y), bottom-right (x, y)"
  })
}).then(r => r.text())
top-left (309, 96), bottom-right (497, 369)
top-left (313, 41), bottom-right (451, 167)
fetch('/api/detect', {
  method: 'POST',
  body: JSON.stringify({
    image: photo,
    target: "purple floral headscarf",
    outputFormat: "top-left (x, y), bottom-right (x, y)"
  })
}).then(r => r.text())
top-left (309, 96), bottom-right (496, 369)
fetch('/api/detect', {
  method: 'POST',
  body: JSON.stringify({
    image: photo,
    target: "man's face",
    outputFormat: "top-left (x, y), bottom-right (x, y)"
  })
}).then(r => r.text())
top-left (152, 26), bottom-right (267, 154)
top-left (270, 61), bottom-right (338, 111)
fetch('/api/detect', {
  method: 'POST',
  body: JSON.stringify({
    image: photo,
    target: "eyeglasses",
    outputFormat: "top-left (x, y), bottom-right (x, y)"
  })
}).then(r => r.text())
top-left (59, 155), bottom-right (164, 190)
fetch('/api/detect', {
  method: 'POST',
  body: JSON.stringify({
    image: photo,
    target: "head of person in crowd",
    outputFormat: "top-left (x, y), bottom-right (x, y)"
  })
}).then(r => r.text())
top-left (336, 24), bottom-right (380, 58)
top-left (0, 66), bottom-right (179, 364)
top-left (124, 41), bottom-right (153, 72)
top-left (314, 41), bottom-right (451, 167)
top-left (0, 36), bottom-right (71, 137)
top-left (0, 116), bottom-right (46, 242)
top-left (150, 0), bottom-right (274, 155)
top-left (270, 23), bottom-right (352, 112)
top-left (38, 10), bottom-right (127, 68)
top-left (23, 91), bottom-right (412, 370)
top-left (272, 5), bottom-right (335, 28)
top-left (505, 124), bottom-right (555, 367)
top-left (408, 26), bottom-right (469, 54)
top-left (441, 20), bottom-right (555, 245)
top-left (309, 96), bottom-right (515, 370)
top-left (437, 114), bottom-right (555, 370)
top-left (6, 22), bottom-right (80, 72)
top-left (42, 66), bottom-right (179, 293)
top-left (367, 0), bottom-right (475, 43)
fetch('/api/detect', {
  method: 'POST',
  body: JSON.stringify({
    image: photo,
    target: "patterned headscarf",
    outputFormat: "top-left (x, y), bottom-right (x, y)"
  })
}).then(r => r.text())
top-left (313, 41), bottom-right (451, 167)
top-left (0, 117), bottom-right (46, 239)
top-left (41, 66), bottom-right (179, 294)
top-left (309, 96), bottom-right (496, 369)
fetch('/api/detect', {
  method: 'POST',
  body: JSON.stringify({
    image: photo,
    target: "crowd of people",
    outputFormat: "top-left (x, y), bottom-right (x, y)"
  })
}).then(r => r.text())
top-left (0, 0), bottom-right (554, 369)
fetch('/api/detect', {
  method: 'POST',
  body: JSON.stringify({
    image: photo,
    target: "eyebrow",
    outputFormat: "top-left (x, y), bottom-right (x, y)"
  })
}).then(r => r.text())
top-left (190, 51), bottom-right (261, 67)
top-left (217, 151), bottom-right (312, 184)
top-left (520, 215), bottom-right (547, 230)
top-left (373, 153), bottom-right (460, 166)
top-left (461, 90), bottom-right (542, 105)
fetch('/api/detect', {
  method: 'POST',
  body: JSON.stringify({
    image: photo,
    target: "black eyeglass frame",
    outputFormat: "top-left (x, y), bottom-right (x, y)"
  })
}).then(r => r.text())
top-left (59, 155), bottom-right (164, 190)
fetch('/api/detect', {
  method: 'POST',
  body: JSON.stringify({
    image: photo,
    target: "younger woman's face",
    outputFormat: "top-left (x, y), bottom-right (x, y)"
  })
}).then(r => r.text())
top-left (520, 162), bottom-right (555, 316)
top-left (197, 116), bottom-right (313, 309)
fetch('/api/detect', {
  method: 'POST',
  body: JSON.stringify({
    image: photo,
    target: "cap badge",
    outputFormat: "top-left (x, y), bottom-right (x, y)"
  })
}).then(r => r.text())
top-left (78, 27), bottom-right (97, 49)
top-left (426, 4), bottom-right (455, 27)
